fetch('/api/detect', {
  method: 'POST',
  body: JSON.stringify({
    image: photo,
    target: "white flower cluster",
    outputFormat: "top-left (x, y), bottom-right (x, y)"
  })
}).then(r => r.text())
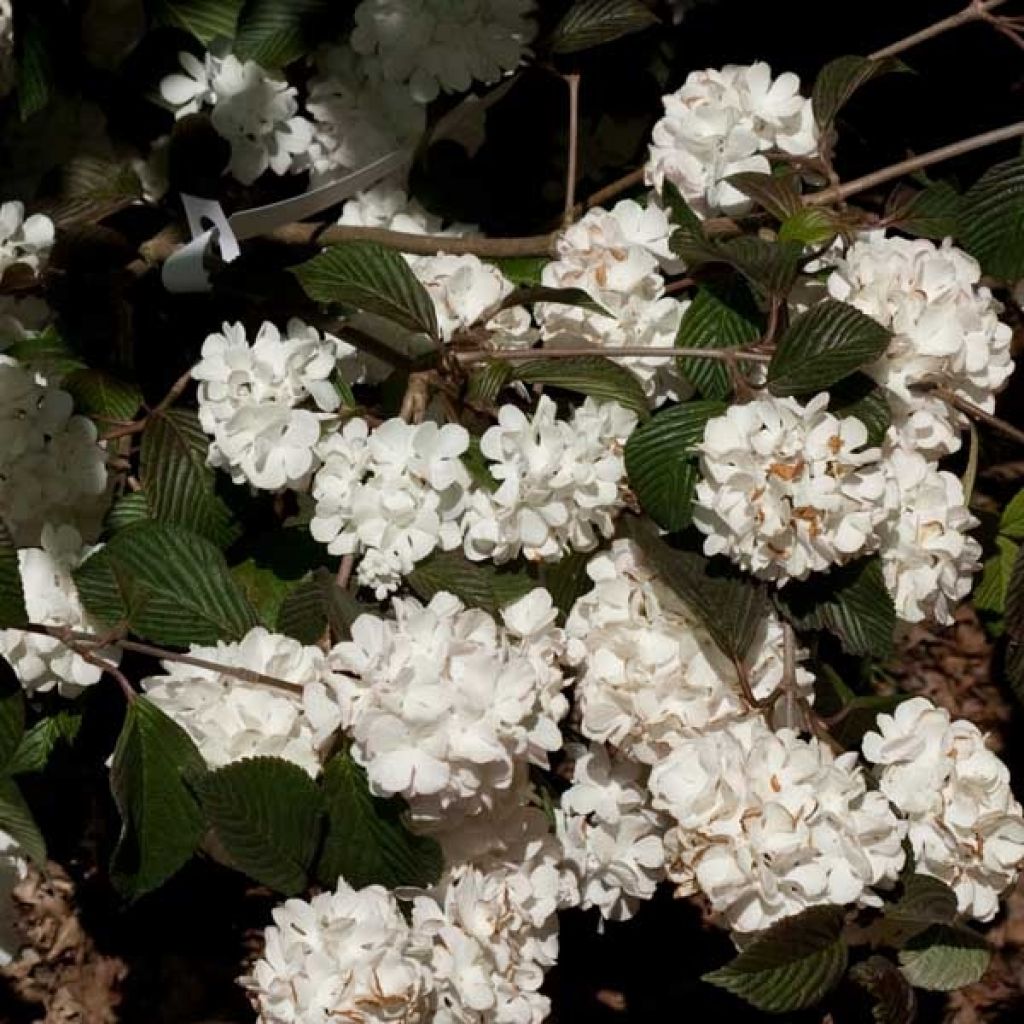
top-left (0, 356), bottom-right (109, 545)
top-left (351, 0), bottom-right (537, 103)
top-left (160, 52), bottom-right (314, 184)
top-left (192, 319), bottom-right (363, 492)
top-left (863, 697), bottom-right (1024, 922)
top-left (143, 628), bottom-right (326, 777)
top-left (556, 744), bottom-right (666, 921)
top-left (692, 392), bottom-right (887, 585)
top-left (650, 717), bottom-right (907, 934)
top-left (537, 199), bottom-right (687, 404)
top-left (827, 234), bottom-right (1013, 457)
top-left (645, 63), bottom-right (819, 216)
top-left (0, 526), bottom-right (120, 697)
top-left (462, 395), bottom-right (637, 564)
top-left (565, 540), bottom-right (814, 764)
top-left (312, 589), bottom-right (567, 829)
top-left (0, 202), bottom-right (54, 278)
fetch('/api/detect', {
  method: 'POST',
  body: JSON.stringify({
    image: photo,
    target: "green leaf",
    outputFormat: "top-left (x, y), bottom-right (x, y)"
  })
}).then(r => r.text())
top-left (231, 560), bottom-right (297, 628)
top-left (1001, 543), bottom-right (1024, 701)
top-left (674, 235), bottom-right (805, 300)
top-left (622, 516), bottom-right (771, 663)
top-left (75, 522), bottom-right (260, 646)
top-left (539, 548), bottom-right (593, 620)
top-left (875, 875), bottom-right (958, 948)
top-left (549, 0), bottom-right (659, 54)
top-left (141, 409), bottom-right (237, 547)
top-left (234, 0), bottom-right (331, 68)
top-left (512, 356), bottom-right (649, 420)
top-left (500, 286), bottom-right (612, 318)
top-left (407, 551), bottom-right (537, 615)
top-left (898, 925), bottom-right (991, 991)
top-left (778, 207), bottom-right (841, 246)
top-left (850, 956), bottom-right (917, 1024)
top-left (768, 299), bottom-right (891, 397)
top-left (0, 520), bottom-right (27, 629)
top-left (999, 488), bottom-right (1024, 540)
top-left (813, 665), bottom-right (908, 749)
top-left (317, 748), bottom-right (442, 890)
top-left (5, 327), bottom-right (85, 380)
top-left (109, 697), bottom-right (206, 898)
top-left (674, 281), bottom-right (761, 400)
top-left (461, 437), bottom-right (500, 494)
top-left (704, 906), bottom-right (847, 1013)
top-left (149, 0), bottom-right (244, 44)
top-left (15, 11), bottom-right (53, 121)
top-left (62, 369), bottom-right (142, 424)
top-left (105, 491), bottom-right (152, 535)
top-left (624, 400), bottom-right (725, 531)
top-left (0, 667), bottom-right (25, 770)
top-left (724, 171), bottom-right (803, 220)
top-left (466, 361), bottom-right (515, 406)
top-left (975, 535), bottom-right (1017, 630)
top-left (276, 568), bottom-right (366, 646)
top-left (51, 156), bottom-right (144, 228)
top-left (957, 156), bottom-right (1024, 280)
top-left (492, 257), bottom-right (548, 287)
top-left (812, 55), bottom-right (910, 129)
top-left (293, 243), bottom-right (440, 340)
top-left (7, 711), bottom-right (82, 775)
top-left (777, 557), bottom-right (895, 658)
top-left (193, 757), bottom-right (322, 894)
top-left (0, 778), bottom-right (46, 866)
top-left (829, 373), bottom-right (892, 448)
top-left (890, 181), bottom-right (963, 240)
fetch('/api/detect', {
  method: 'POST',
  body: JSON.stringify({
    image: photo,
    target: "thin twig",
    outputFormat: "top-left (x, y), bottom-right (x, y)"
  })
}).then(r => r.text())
top-left (581, 168), bottom-right (645, 212)
top-left (99, 367), bottom-right (194, 441)
top-left (914, 382), bottom-right (1024, 447)
top-left (869, 0), bottom-right (1010, 59)
top-left (455, 345), bottom-right (772, 364)
top-left (563, 74), bottom-right (582, 228)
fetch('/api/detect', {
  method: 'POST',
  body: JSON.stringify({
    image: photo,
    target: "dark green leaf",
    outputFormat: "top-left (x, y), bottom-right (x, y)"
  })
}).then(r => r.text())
top-left (829, 373), bottom-right (892, 448)
top-left (0, 778), bottom-right (45, 866)
top-left (15, 11), bottom-right (53, 120)
top-left (891, 181), bottom-right (963, 239)
top-left (0, 665), bottom-right (24, 771)
top-left (957, 157), bottom-right (1024, 280)
top-left (407, 551), bottom-right (536, 615)
top-left (724, 171), bottom-right (803, 220)
top-left (193, 757), bottom-right (322, 894)
top-left (104, 491), bottom-right (152, 535)
top-left (850, 956), bottom-right (917, 1024)
top-left (231, 561), bottom-right (297, 628)
top-left (0, 520), bottom-right (27, 629)
top-left (974, 535), bottom-right (1017, 631)
top-left (675, 235), bottom-right (804, 299)
top-left (4, 327), bottom-right (85, 379)
top-left (549, 0), bottom-right (659, 54)
top-left (875, 875), bottom-right (958, 948)
top-left (624, 400), bottom-right (725, 530)
top-left (500, 286), bottom-right (612, 318)
top-left (492, 257), bottom-right (548, 287)
top-left (317, 748), bottom-right (442, 890)
top-left (461, 437), bottom-right (500, 494)
top-left (539, 548), bottom-right (593, 620)
top-left (778, 207), bottom-right (841, 246)
top-left (813, 665), bottom-right (908, 749)
top-left (293, 243), bottom-right (440, 340)
top-left (149, 0), bottom-right (244, 44)
top-left (109, 697), bottom-right (206, 898)
top-left (812, 55), bottom-right (910, 129)
top-left (1001, 543), bottom-right (1024, 701)
top-left (51, 156), bottom-right (144, 228)
top-left (704, 906), bottom-right (847, 1013)
top-left (7, 711), bottom-right (82, 775)
top-left (999, 489), bottom-right (1024, 540)
top-left (276, 568), bottom-right (368, 646)
top-left (768, 299), bottom-right (891, 396)
top-left (513, 356), bottom-right (649, 420)
top-left (62, 369), bottom-right (142, 424)
top-left (234, 0), bottom-right (332, 68)
top-left (466, 361), bottom-right (515, 406)
top-left (75, 522), bottom-right (260, 646)
top-left (898, 925), bottom-right (991, 991)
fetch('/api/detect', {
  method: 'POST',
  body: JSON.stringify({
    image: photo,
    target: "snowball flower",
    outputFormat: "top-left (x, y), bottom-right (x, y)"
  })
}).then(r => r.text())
top-left (863, 697), bottom-right (1024, 922)
top-left (249, 880), bottom-right (435, 1024)
top-left (143, 628), bottom-right (326, 776)
top-left (0, 202), bottom-right (54, 277)
top-left (878, 442), bottom-right (981, 624)
top-left (339, 184), bottom-right (446, 235)
top-left (310, 417), bottom-right (471, 597)
top-left (193, 319), bottom-right (360, 491)
top-left (351, 0), bottom-right (537, 103)
top-left (651, 717), bottom-right (906, 933)
top-left (537, 200), bottom-right (686, 404)
top-left (565, 539), bottom-right (814, 764)
top-left (0, 526), bottom-right (120, 696)
top-left (693, 392), bottom-right (887, 584)
top-left (645, 63), bottom-right (819, 217)
top-left (462, 396), bottom-right (637, 564)
top-left (827, 234), bottom-right (1013, 456)
top-left (312, 589), bottom-right (567, 827)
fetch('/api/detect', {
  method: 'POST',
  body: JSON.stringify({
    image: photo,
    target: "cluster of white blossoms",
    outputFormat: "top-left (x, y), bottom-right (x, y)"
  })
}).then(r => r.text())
top-left (827, 233), bottom-right (1014, 457)
top-left (0, 827), bottom-right (26, 968)
top-left (565, 540), bottom-right (814, 764)
top-left (143, 628), bottom-right (326, 777)
top-left (351, 0), bottom-right (537, 103)
top-left (692, 392), bottom-right (888, 585)
top-left (537, 199), bottom-right (687, 404)
top-left (0, 202), bottom-right (54, 278)
top-left (863, 698), bottom-right (1024, 922)
top-left (0, 356), bottom-right (109, 545)
top-left (0, 526), bottom-right (121, 697)
top-left (645, 62), bottom-right (820, 216)
top-left (311, 589), bottom-right (568, 829)
top-left (649, 716), bottom-right (907, 934)
top-left (192, 319), bottom-right (364, 492)
top-left (160, 51), bottom-right (314, 184)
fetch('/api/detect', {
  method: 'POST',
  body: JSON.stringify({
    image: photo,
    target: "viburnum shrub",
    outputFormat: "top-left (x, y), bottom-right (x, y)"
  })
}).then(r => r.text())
top-left (2, 0), bottom-right (1024, 1020)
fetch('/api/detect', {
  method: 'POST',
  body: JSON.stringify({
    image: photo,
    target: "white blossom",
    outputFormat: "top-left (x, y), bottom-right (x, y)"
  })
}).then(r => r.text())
top-left (310, 417), bottom-right (471, 597)
top-left (249, 880), bottom-right (435, 1024)
top-left (0, 202), bottom-right (54, 278)
top-left (351, 0), bottom-right (537, 104)
top-left (693, 392), bottom-right (887, 584)
top-left (565, 539), bottom-right (814, 764)
top-left (193, 319), bottom-right (361, 492)
top-left (556, 744), bottom-right (666, 921)
top-left (143, 628), bottom-right (326, 776)
top-left (0, 828), bottom-right (26, 968)
top-left (651, 718), bottom-right (906, 933)
top-left (645, 63), bottom-right (819, 217)
top-left (339, 183), bottom-right (447, 235)
top-left (827, 234), bottom-right (1013, 456)
top-left (0, 526), bottom-right (120, 696)
top-left (462, 396), bottom-right (637, 565)
top-left (878, 442), bottom-right (981, 625)
top-left (537, 200), bottom-right (686, 404)
top-left (312, 589), bottom-right (568, 828)
top-left (863, 697), bottom-right (1024, 922)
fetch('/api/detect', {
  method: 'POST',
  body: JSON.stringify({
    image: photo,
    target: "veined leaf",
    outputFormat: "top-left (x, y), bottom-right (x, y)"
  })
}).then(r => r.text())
top-left (812, 55), bottom-right (910, 129)
top-left (549, 0), bottom-right (659, 54)
top-left (512, 355), bottom-right (649, 420)
top-left (0, 520), bottom-right (27, 629)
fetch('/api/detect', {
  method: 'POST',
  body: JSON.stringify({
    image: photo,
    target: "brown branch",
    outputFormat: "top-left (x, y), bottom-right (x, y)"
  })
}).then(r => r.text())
top-left (455, 345), bottom-right (772, 364)
top-left (99, 367), bottom-right (194, 441)
top-left (914, 383), bottom-right (1024, 447)
top-left (563, 74), bottom-right (582, 228)
top-left (869, 0), bottom-right (1011, 59)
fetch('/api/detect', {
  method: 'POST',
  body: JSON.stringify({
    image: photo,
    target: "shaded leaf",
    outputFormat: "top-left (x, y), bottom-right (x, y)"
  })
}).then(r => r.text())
top-left (407, 551), bottom-right (536, 615)
top-left (975, 535), bottom-right (1017, 632)
top-left (0, 665), bottom-right (24, 771)
top-left (876, 875), bottom-right (958, 948)
top-left (461, 437), bottom-right (500, 494)
top-left (812, 55), bottom-right (910, 129)
top-left (898, 925), bottom-right (991, 991)
top-left (850, 956), bottom-right (917, 1024)
top-left (958, 156), bottom-right (1024, 281)
top-left (234, 0), bottom-right (333, 68)
top-left (466, 361), bottom-right (515, 406)
top-left (500, 286), bottom-right (611, 318)
top-left (149, 0), bottom-right (244, 44)
top-left (0, 520), bottom-right (27, 629)
top-left (105, 491), bottom-right (152, 535)
top-left (493, 257), bottom-right (548, 287)
top-left (0, 779), bottom-right (46, 866)
top-left (512, 356), bottom-right (649, 420)
top-left (276, 568), bottom-right (368, 646)
top-left (829, 372), bottom-right (892, 448)
top-left (539, 548), bottom-right (593, 620)
top-left (725, 171), bottom-right (803, 220)
top-left (62, 368), bottom-right (142, 423)
top-left (549, 0), bottom-right (659, 54)
top-left (51, 156), bottom-right (143, 227)
top-left (8, 711), bottom-right (82, 775)
top-left (5, 327), bottom-right (85, 380)
top-left (890, 181), bottom-right (963, 240)
top-left (778, 207), bottom-right (841, 246)
top-left (231, 561), bottom-right (297, 628)
top-left (999, 488), bottom-right (1024, 541)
